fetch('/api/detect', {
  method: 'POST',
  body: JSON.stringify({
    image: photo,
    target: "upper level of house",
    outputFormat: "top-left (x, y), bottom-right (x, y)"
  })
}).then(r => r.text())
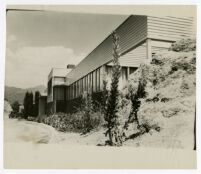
top-left (65, 15), bottom-right (195, 85)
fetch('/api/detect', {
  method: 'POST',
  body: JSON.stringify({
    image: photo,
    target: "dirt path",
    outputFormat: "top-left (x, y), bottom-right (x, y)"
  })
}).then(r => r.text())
top-left (4, 112), bottom-right (106, 145)
top-left (4, 111), bottom-right (194, 149)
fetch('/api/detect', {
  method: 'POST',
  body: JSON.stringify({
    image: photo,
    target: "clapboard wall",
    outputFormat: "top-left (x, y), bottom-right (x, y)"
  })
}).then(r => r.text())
top-left (108, 42), bottom-right (147, 67)
top-left (147, 16), bottom-right (194, 41)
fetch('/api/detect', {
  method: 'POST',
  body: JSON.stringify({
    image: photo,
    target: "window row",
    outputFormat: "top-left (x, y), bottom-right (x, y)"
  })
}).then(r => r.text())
top-left (66, 68), bottom-right (101, 100)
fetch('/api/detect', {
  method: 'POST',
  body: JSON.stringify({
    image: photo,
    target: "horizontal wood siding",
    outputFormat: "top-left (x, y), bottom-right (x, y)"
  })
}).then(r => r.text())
top-left (108, 40), bottom-right (172, 67)
top-left (108, 42), bottom-right (147, 67)
top-left (147, 16), bottom-right (195, 42)
top-left (66, 15), bottom-right (147, 84)
top-left (151, 40), bottom-right (172, 54)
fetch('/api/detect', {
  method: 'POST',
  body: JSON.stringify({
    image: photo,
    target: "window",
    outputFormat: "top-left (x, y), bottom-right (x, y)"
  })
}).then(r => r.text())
top-left (71, 85), bottom-right (73, 99)
top-left (86, 75), bottom-right (88, 93)
top-left (106, 66), bottom-right (112, 77)
top-left (81, 78), bottom-right (84, 93)
top-left (83, 76), bottom-right (85, 92)
top-left (77, 81), bottom-right (79, 97)
top-left (74, 83), bottom-right (76, 99)
top-left (80, 79), bottom-right (82, 94)
top-left (93, 71), bottom-right (96, 92)
top-left (85, 76), bottom-right (87, 92)
top-left (76, 81), bottom-right (78, 98)
top-left (130, 67), bottom-right (137, 75)
top-left (97, 68), bottom-right (100, 91)
top-left (88, 74), bottom-right (90, 93)
top-left (122, 67), bottom-right (127, 80)
top-left (90, 73), bottom-right (93, 93)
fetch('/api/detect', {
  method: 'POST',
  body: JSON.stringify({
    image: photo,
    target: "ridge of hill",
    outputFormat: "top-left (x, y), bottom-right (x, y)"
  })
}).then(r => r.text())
top-left (4, 85), bottom-right (46, 105)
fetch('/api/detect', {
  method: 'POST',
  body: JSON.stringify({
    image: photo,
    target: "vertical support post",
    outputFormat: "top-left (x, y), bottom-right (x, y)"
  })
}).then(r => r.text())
top-left (53, 86), bottom-right (56, 114)
top-left (54, 100), bottom-right (56, 114)
top-left (146, 38), bottom-right (152, 62)
top-left (127, 66), bottom-right (130, 80)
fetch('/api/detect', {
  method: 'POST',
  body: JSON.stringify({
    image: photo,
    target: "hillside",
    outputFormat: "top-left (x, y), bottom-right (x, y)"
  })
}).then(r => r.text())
top-left (121, 38), bottom-right (196, 149)
top-left (4, 85), bottom-right (46, 105)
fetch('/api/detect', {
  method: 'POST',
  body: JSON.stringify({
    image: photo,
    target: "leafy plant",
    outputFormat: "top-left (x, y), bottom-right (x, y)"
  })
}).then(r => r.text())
top-left (104, 31), bottom-right (123, 146)
top-left (11, 101), bottom-right (20, 113)
top-left (23, 91), bottom-right (34, 119)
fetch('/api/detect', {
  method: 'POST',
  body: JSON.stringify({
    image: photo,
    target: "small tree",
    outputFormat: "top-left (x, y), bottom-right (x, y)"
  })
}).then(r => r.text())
top-left (124, 66), bottom-right (148, 134)
top-left (23, 92), bottom-right (29, 119)
top-left (104, 31), bottom-right (122, 146)
top-left (29, 92), bottom-right (34, 116)
top-left (101, 79), bottom-right (108, 115)
top-left (23, 91), bottom-right (34, 119)
top-left (125, 76), bottom-right (146, 128)
top-left (34, 91), bottom-right (40, 116)
top-left (82, 93), bottom-right (94, 133)
top-left (11, 101), bottom-right (20, 113)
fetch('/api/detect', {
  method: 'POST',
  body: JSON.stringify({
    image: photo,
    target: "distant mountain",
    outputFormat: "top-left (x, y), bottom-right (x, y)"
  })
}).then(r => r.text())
top-left (4, 85), bottom-right (46, 105)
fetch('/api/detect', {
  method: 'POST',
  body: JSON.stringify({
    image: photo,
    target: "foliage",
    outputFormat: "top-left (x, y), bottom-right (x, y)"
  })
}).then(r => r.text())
top-left (11, 101), bottom-right (20, 113)
top-left (101, 79), bottom-right (108, 115)
top-left (9, 101), bottom-right (23, 119)
top-left (33, 91), bottom-right (40, 116)
top-left (79, 93), bottom-right (94, 133)
top-left (124, 66), bottom-right (147, 129)
top-left (4, 100), bottom-right (12, 113)
top-left (41, 111), bottom-right (104, 133)
top-left (104, 31), bottom-right (123, 146)
top-left (9, 111), bottom-right (23, 119)
top-left (23, 91), bottom-right (34, 119)
top-left (169, 38), bottom-right (196, 52)
top-left (40, 93), bottom-right (105, 134)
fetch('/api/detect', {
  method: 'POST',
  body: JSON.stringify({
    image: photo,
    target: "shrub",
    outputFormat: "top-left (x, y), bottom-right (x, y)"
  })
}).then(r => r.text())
top-left (11, 101), bottom-right (20, 113)
top-left (9, 111), bottom-right (23, 119)
top-left (9, 101), bottom-right (23, 119)
top-left (42, 111), bottom-right (104, 133)
top-left (169, 38), bottom-right (196, 52)
top-left (33, 91), bottom-right (40, 116)
top-left (23, 91), bottom-right (34, 119)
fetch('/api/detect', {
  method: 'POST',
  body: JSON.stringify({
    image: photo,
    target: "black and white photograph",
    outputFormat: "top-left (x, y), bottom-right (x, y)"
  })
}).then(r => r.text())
top-left (1, 4), bottom-right (198, 170)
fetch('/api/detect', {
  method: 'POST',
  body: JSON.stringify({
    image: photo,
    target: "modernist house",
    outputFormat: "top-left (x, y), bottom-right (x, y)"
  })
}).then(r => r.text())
top-left (40, 15), bottom-right (195, 114)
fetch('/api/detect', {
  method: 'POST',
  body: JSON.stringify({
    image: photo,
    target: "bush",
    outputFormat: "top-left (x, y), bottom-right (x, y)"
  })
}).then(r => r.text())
top-left (9, 111), bottom-right (23, 119)
top-left (169, 38), bottom-right (196, 52)
top-left (11, 101), bottom-right (20, 113)
top-left (42, 111), bottom-right (105, 133)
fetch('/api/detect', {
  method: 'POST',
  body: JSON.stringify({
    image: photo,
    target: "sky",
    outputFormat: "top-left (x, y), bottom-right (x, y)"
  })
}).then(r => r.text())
top-left (5, 10), bottom-right (128, 88)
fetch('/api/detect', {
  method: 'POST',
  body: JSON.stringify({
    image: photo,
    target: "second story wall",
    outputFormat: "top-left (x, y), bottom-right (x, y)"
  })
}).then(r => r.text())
top-left (147, 16), bottom-right (195, 41)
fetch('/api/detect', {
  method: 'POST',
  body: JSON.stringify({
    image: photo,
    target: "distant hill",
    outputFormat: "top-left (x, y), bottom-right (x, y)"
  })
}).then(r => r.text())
top-left (4, 85), bottom-right (46, 105)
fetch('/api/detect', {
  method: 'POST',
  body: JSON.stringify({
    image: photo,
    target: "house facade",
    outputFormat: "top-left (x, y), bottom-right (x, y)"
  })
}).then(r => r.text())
top-left (42, 15), bottom-right (195, 115)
